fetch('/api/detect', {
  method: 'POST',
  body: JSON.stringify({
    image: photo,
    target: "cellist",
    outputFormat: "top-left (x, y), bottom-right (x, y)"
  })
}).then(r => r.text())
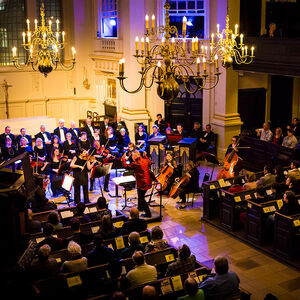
top-left (225, 136), bottom-right (238, 156)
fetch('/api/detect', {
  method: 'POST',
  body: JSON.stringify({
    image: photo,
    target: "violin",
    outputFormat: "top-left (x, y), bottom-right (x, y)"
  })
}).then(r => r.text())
top-left (216, 139), bottom-right (240, 180)
top-left (169, 169), bottom-right (192, 199)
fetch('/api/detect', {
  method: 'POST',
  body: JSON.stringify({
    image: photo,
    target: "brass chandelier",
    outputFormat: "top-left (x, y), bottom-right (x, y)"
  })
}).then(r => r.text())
top-left (12, 3), bottom-right (76, 77)
top-left (117, 0), bottom-right (254, 104)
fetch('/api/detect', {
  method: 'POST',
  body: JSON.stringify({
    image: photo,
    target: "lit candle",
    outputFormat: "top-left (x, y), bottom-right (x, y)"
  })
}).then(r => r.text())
top-left (56, 32), bottom-right (59, 42)
top-left (43, 33), bottom-right (46, 43)
top-left (235, 24), bottom-right (238, 36)
top-left (29, 47), bottom-right (33, 59)
top-left (26, 19), bottom-right (30, 31)
top-left (141, 37), bottom-right (144, 53)
top-left (12, 47), bottom-right (17, 58)
top-left (157, 61), bottom-right (162, 80)
top-left (182, 38), bottom-right (186, 51)
top-left (146, 37), bottom-right (150, 54)
top-left (245, 46), bottom-right (248, 56)
top-left (203, 57), bottom-right (207, 73)
top-left (49, 20), bottom-right (52, 30)
top-left (196, 57), bottom-right (200, 75)
top-left (22, 32), bottom-right (26, 44)
top-left (122, 58), bottom-right (125, 74)
top-left (205, 46), bottom-right (207, 56)
top-left (62, 31), bottom-right (65, 43)
top-left (211, 33), bottom-right (214, 45)
top-left (251, 46), bottom-right (254, 57)
top-left (192, 37), bottom-right (195, 52)
top-left (171, 37), bottom-right (175, 51)
top-left (145, 14), bottom-right (149, 30)
top-left (152, 14), bottom-right (155, 31)
top-left (162, 37), bottom-right (165, 47)
top-left (195, 37), bottom-right (198, 52)
top-left (119, 59), bottom-right (122, 76)
top-left (242, 46), bottom-right (244, 57)
top-left (240, 34), bottom-right (243, 45)
top-left (28, 31), bottom-right (31, 43)
top-left (34, 19), bottom-right (38, 30)
top-left (217, 24), bottom-right (220, 35)
top-left (182, 16), bottom-right (187, 36)
top-left (56, 19), bottom-right (59, 32)
top-left (214, 54), bottom-right (218, 71)
top-left (72, 46), bottom-right (76, 59)
top-left (136, 36), bottom-right (139, 53)
top-left (231, 34), bottom-right (234, 40)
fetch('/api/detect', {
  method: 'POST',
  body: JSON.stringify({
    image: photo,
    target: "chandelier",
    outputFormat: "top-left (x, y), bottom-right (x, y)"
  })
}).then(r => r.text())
top-left (117, 0), bottom-right (254, 104)
top-left (11, 3), bottom-right (76, 77)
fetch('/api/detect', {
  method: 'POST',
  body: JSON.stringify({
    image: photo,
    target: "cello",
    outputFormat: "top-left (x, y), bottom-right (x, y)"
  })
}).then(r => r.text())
top-left (169, 169), bottom-right (192, 199)
top-left (216, 139), bottom-right (240, 180)
top-left (156, 164), bottom-right (174, 191)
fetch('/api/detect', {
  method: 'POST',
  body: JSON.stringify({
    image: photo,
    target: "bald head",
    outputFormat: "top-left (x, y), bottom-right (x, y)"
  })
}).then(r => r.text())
top-left (130, 207), bottom-right (139, 219)
top-left (142, 285), bottom-right (156, 299)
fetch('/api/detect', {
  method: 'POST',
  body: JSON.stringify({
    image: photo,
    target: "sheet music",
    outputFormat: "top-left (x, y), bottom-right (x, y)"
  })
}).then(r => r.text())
top-left (112, 175), bottom-right (136, 185)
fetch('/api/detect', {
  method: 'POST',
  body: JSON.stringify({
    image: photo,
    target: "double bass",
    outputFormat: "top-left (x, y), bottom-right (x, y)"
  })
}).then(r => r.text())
top-left (216, 139), bottom-right (240, 180)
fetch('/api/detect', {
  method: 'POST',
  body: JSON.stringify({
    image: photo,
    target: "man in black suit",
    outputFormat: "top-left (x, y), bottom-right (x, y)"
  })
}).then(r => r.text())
top-left (199, 124), bottom-right (215, 151)
top-left (190, 122), bottom-right (203, 151)
top-left (154, 113), bottom-right (168, 135)
top-left (292, 117), bottom-right (300, 139)
top-left (16, 128), bottom-right (32, 147)
top-left (99, 116), bottom-right (110, 135)
top-left (83, 117), bottom-right (95, 140)
top-left (35, 124), bottom-right (52, 156)
top-left (175, 123), bottom-right (188, 138)
top-left (121, 207), bottom-right (147, 235)
top-left (53, 119), bottom-right (68, 142)
top-left (68, 121), bottom-right (80, 141)
top-left (0, 126), bottom-right (16, 147)
top-left (113, 115), bottom-right (128, 137)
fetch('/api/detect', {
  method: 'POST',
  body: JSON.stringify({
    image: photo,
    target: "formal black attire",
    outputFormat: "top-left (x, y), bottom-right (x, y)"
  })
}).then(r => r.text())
top-left (135, 132), bottom-right (148, 152)
top-left (1, 145), bottom-right (17, 161)
top-left (83, 124), bottom-right (95, 140)
top-left (48, 160), bottom-right (63, 196)
top-left (119, 244), bottom-right (144, 259)
top-left (53, 126), bottom-right (68, 142)
top-left (0, 133), bottom-right (16, 147)
top-left (63, 140), bottom-right (77, 158)
top-left (35, 131), bottom-right (51, 143)
top-left (50, 143), bottom-right (63, 155)
top-left (175, 129), bottom-right (188, 138)
top-left (190, 128), bottom-right (203, 151)
top-left (16, 134), bottom-right (32, 148)
top-left (73, 156), bottom-right (89, 204)
top-left (18, 145), bottom-right (34, 156)
top-left (199, 131), bottom-right (216, 151)
top-left (113, 120), bottom-right (128, 136)
top-left (179, 167), bottom-right (200, 203)
top-left (34, 145), bottom-right (46, 159)
top-left (293, 124), bottom-right (300, 139)
top-left (78, 139), bottom-right (91, 152)
top-left (118, 134), bottom-right (131, 154)
top-left (86, 245), bottom-right (115, 267)
top-left (121, 218), bottom-right (147, 235)
top-left (154, 119), bottom-right (168, 135)
top-left (68, 128), bottom-right (80, 141)
top-left (99, 121), bottom-right (110, 135)
top-left (102, 134), bottom-right (119, 157)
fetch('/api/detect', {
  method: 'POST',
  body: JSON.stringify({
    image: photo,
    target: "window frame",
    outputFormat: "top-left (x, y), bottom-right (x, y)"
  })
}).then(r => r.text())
top-left (98, 0), bottom-right (118, 39)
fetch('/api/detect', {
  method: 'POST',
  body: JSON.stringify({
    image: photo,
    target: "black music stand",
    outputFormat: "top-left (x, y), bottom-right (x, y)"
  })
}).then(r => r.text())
top-left (61, 174), bottom-right (74, 207)
top-left (202, 151), bottom-right (220, 180)
top-left (91, 163), bottom-right (112, 197)
top-left (109, 159), bottom-right (125, 198)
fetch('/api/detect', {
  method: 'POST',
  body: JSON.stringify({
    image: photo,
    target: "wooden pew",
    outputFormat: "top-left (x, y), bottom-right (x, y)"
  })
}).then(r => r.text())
top-left (274, 212), bottom-right (300, 259)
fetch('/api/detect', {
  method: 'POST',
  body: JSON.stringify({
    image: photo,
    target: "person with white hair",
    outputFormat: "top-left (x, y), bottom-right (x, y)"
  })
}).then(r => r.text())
top-left (53, 118), bottom-right (68, 143)
top-left (68, 121), bottom-right (80, 141)
top-left (117, 127), bottom-right (131, 154)
top-left (18, 136), bottom-right (34, 156)
top-left (113, 115), bottom-right (128, 137)
top-left (61, 241), bottom-right (88, 273)
top-left (16, 127), bottom-right (32, 148)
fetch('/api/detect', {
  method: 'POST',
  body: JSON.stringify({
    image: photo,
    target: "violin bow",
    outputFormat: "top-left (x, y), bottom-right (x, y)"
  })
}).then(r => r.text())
top-left (58, 150), bottom-right (64, 170)
top-left (81, 148), bottom-right (96, 172)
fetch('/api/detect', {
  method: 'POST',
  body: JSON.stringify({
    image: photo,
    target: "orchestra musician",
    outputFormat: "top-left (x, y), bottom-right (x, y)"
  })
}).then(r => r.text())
top-left (70, 149), bottom-right (97, 204)
top-left (135, 124), bottom-right (148, 152)
top-left (176, 161), bottom-right (199, 209)
top-left (149, 124), bottom-right (162, 139)
top-left (0, 126), bottom-right (16, 147)
top-left (53, 119), bottom-right (68, 143)
top-left (103, 126), bottom-right (119, 158)
top-left (16, 128), bottom-right (32, 148)
top-left (63, 132), bottom-right (77, 159)
top-left (50, 135), bottom-right (63, 154)
top-left (122, 150), bottom-right (152, 218)
top-left (78, 132), bottom-right (91, 152)
top-left (225, 136), bottom-right (239, 156)
top-left (117, 128), bottom-right (131, 154)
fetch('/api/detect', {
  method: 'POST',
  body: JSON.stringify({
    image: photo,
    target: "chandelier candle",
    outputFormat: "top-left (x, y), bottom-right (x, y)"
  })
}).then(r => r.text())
top-left (182, 16), bottom-right (187, 36)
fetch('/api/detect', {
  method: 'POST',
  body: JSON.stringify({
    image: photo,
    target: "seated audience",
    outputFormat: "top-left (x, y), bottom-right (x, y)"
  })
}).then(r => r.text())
top-left (285, 175), bottom-right (299, 194)
top-left (145, 226), bottom-right (168, 253)
top-left (38, 223), bottom-right (63, 251)
top-left (98, 214), bottom-right (118, 239)
top-left (165, 127), bottom-right (173, 135)
top-left (91, 196), bottom-right (112, 221)
top-left (292, 117), bottom-right (300, 138)
top-left (165, 244), bottom-right (196, 277)
top-left (86, 235), bottom-right (115, 267)
top-left (104, 259), bottom-right (130, 292)
top-left (119, 231), bottom-right (144, 259)
top-left (121, 207), bottom-right (147, 235)
top-left (256, 122), bottom-right (273, 142)
top-left (274, 165), bottom-right (285, 183)
top-left (111, 291), bottom-right (126, 300)
top-left (267, 183), bottom-right (282, 201)
top-left (256, 165), bottom-right (276, 188)
top-left (47, 211), bottom-right (63, 231)
top-left (27, 209), bottom-right (42, 234)
top-left (282, 129), bottom-right (298, 149)
top-left (126, 251), bottom-right (157, 288)
top-left (142, 285), bottom-right (157, 300)
top-left (228, 176), bottom-right (244, 193)
top-left (254, 187), bottom-right (267, 204)
top-left (272, 127), bottom-right (283, 145)
top-left (288, 160), bottom-right (300, 179)
top-left (178, 277), bottom-right (205, 300)
top-left (29, 244), bottom-right (58, 280)
top-left (198, 256), bottom-right (240, 298)
top-left (243, 172), bottom-right (257, 191)
top-left (73, 202), bottom-right (91, 224)
top-left (279, 191), bottom-right (300, 216)
top-left (61, 241), bottom-right (88, 273)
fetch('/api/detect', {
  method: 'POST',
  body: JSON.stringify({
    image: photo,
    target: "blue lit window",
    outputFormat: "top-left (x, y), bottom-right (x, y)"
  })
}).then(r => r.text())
top-left (169, 0), bottom-right (205, 38)
top-left (0, 0), bottom-right (6, 11)
top-left (100, 0), bottom-right (118, 38)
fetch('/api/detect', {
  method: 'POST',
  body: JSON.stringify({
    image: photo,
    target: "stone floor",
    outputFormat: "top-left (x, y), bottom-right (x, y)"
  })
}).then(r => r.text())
top-left (52, 161), bottom-right (300, 300)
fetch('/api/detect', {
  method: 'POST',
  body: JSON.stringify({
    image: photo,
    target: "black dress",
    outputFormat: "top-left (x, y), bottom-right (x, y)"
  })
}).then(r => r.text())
top-left (78, 140), bottom-right (91, 152)
top-left (1, 145), bottom-right (17, 161)
top-left (73, 156), bottom-right (89, 203)
top-left (49, 160), bottom-right (63, 196)
top-left (135, 132), bottom-right (148, 152)
top-left (63, 140), bottom-right (77, 158)
top-left (34, 146), bottom-right (47, 159)
top-left (18, 145), bottom-right (34, 156)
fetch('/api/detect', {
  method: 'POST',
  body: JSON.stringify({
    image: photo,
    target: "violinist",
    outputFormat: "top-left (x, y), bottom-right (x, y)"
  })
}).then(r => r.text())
top-left (117, 128), bottom-right (131, 155)
top-left (78, 131), bottom-right (91, 152)
top-left (18, 137), bottom-right (34, 156)
top-left (50, 135), bottom-right (63, 154)
top-left (123, 142), bottom-right (136, 163)
top-left (176, 161), bottom-right (199, 209)
top-left (70, 149), bottom-right (97, 204)
top-left (102, 126), bottom-right (119, 158)
top-left (33, 138), bottom-right (47, 174)
top-left (63, 132), bottom-right (77, 159)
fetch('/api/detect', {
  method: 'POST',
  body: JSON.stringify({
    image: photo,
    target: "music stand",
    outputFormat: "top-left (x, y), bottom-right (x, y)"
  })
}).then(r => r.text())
top-left (202, 151), bottom-right (220, 180)
top-left (91, 163), bottom-right (112, 197)
top-left (61, 174), bottom-right (74, 206)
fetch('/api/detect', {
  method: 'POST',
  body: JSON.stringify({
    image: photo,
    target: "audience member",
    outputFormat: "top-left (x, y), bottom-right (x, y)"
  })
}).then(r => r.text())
top-left (165, 244), bottom-right (196, 277)
top-left (256, 122), bottom-right (273, 142)
top-left (255, 187), bottom-right (267, 204)
top-left (178, 277), bottom-right (205, 300)
top-left (73, 202), bottom-right (91, 224)
top-left (288, 160), bottom-right (300, 179)
top-left (29, 244), bottom-right (58, 280)
top-left (145, 226), bottom-right (168, 253)
top-left (86, 235), bottom-right (115, 267)
top-left (91, 196), bottom-right (112, 221)
top-left (279, 191), bottom-right (300, 216)
top-left (274, 165), bottom-right (285, 183)
top-left (228, 176), bottom-right (244, 193)
top-left (165, 127), bottom-right (173, 135)
top-left (38, 223), bottom-right (63, 251)
top-left (61, 241), bottom-right (88, 273)
top-left (199, 256), bottom-right (239, 298)
top-left (121, 207), bottom-right (147, 235)
top-left (282, 129), bottom-right (298, 149)
top-left (292, 117), bottom-right (300, 138)
top-left (119, 231), bottom-right (144, 259)
top-left (27, 209), bottom-right (42, 234)
top-left (126, 251), bottom-right (157, 288)
top-left (272, 127), bottom-right (283, 145)
top-left (47, 211), bottom-right (63, 231)
top-left (111, 291), bottom-right (126, 300)
top-left (266, 183), bottom-right (282, 201)
top-left (142, 285), bottom-right (157, 300)
top-left (243, 172), bottom-right (257, 191)
top-left (256, 165), bottom-right (276, 188)
top-left (98, 214), bottom-right (118, 239)
top-left (285, 175), bottom-right (299, 194)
